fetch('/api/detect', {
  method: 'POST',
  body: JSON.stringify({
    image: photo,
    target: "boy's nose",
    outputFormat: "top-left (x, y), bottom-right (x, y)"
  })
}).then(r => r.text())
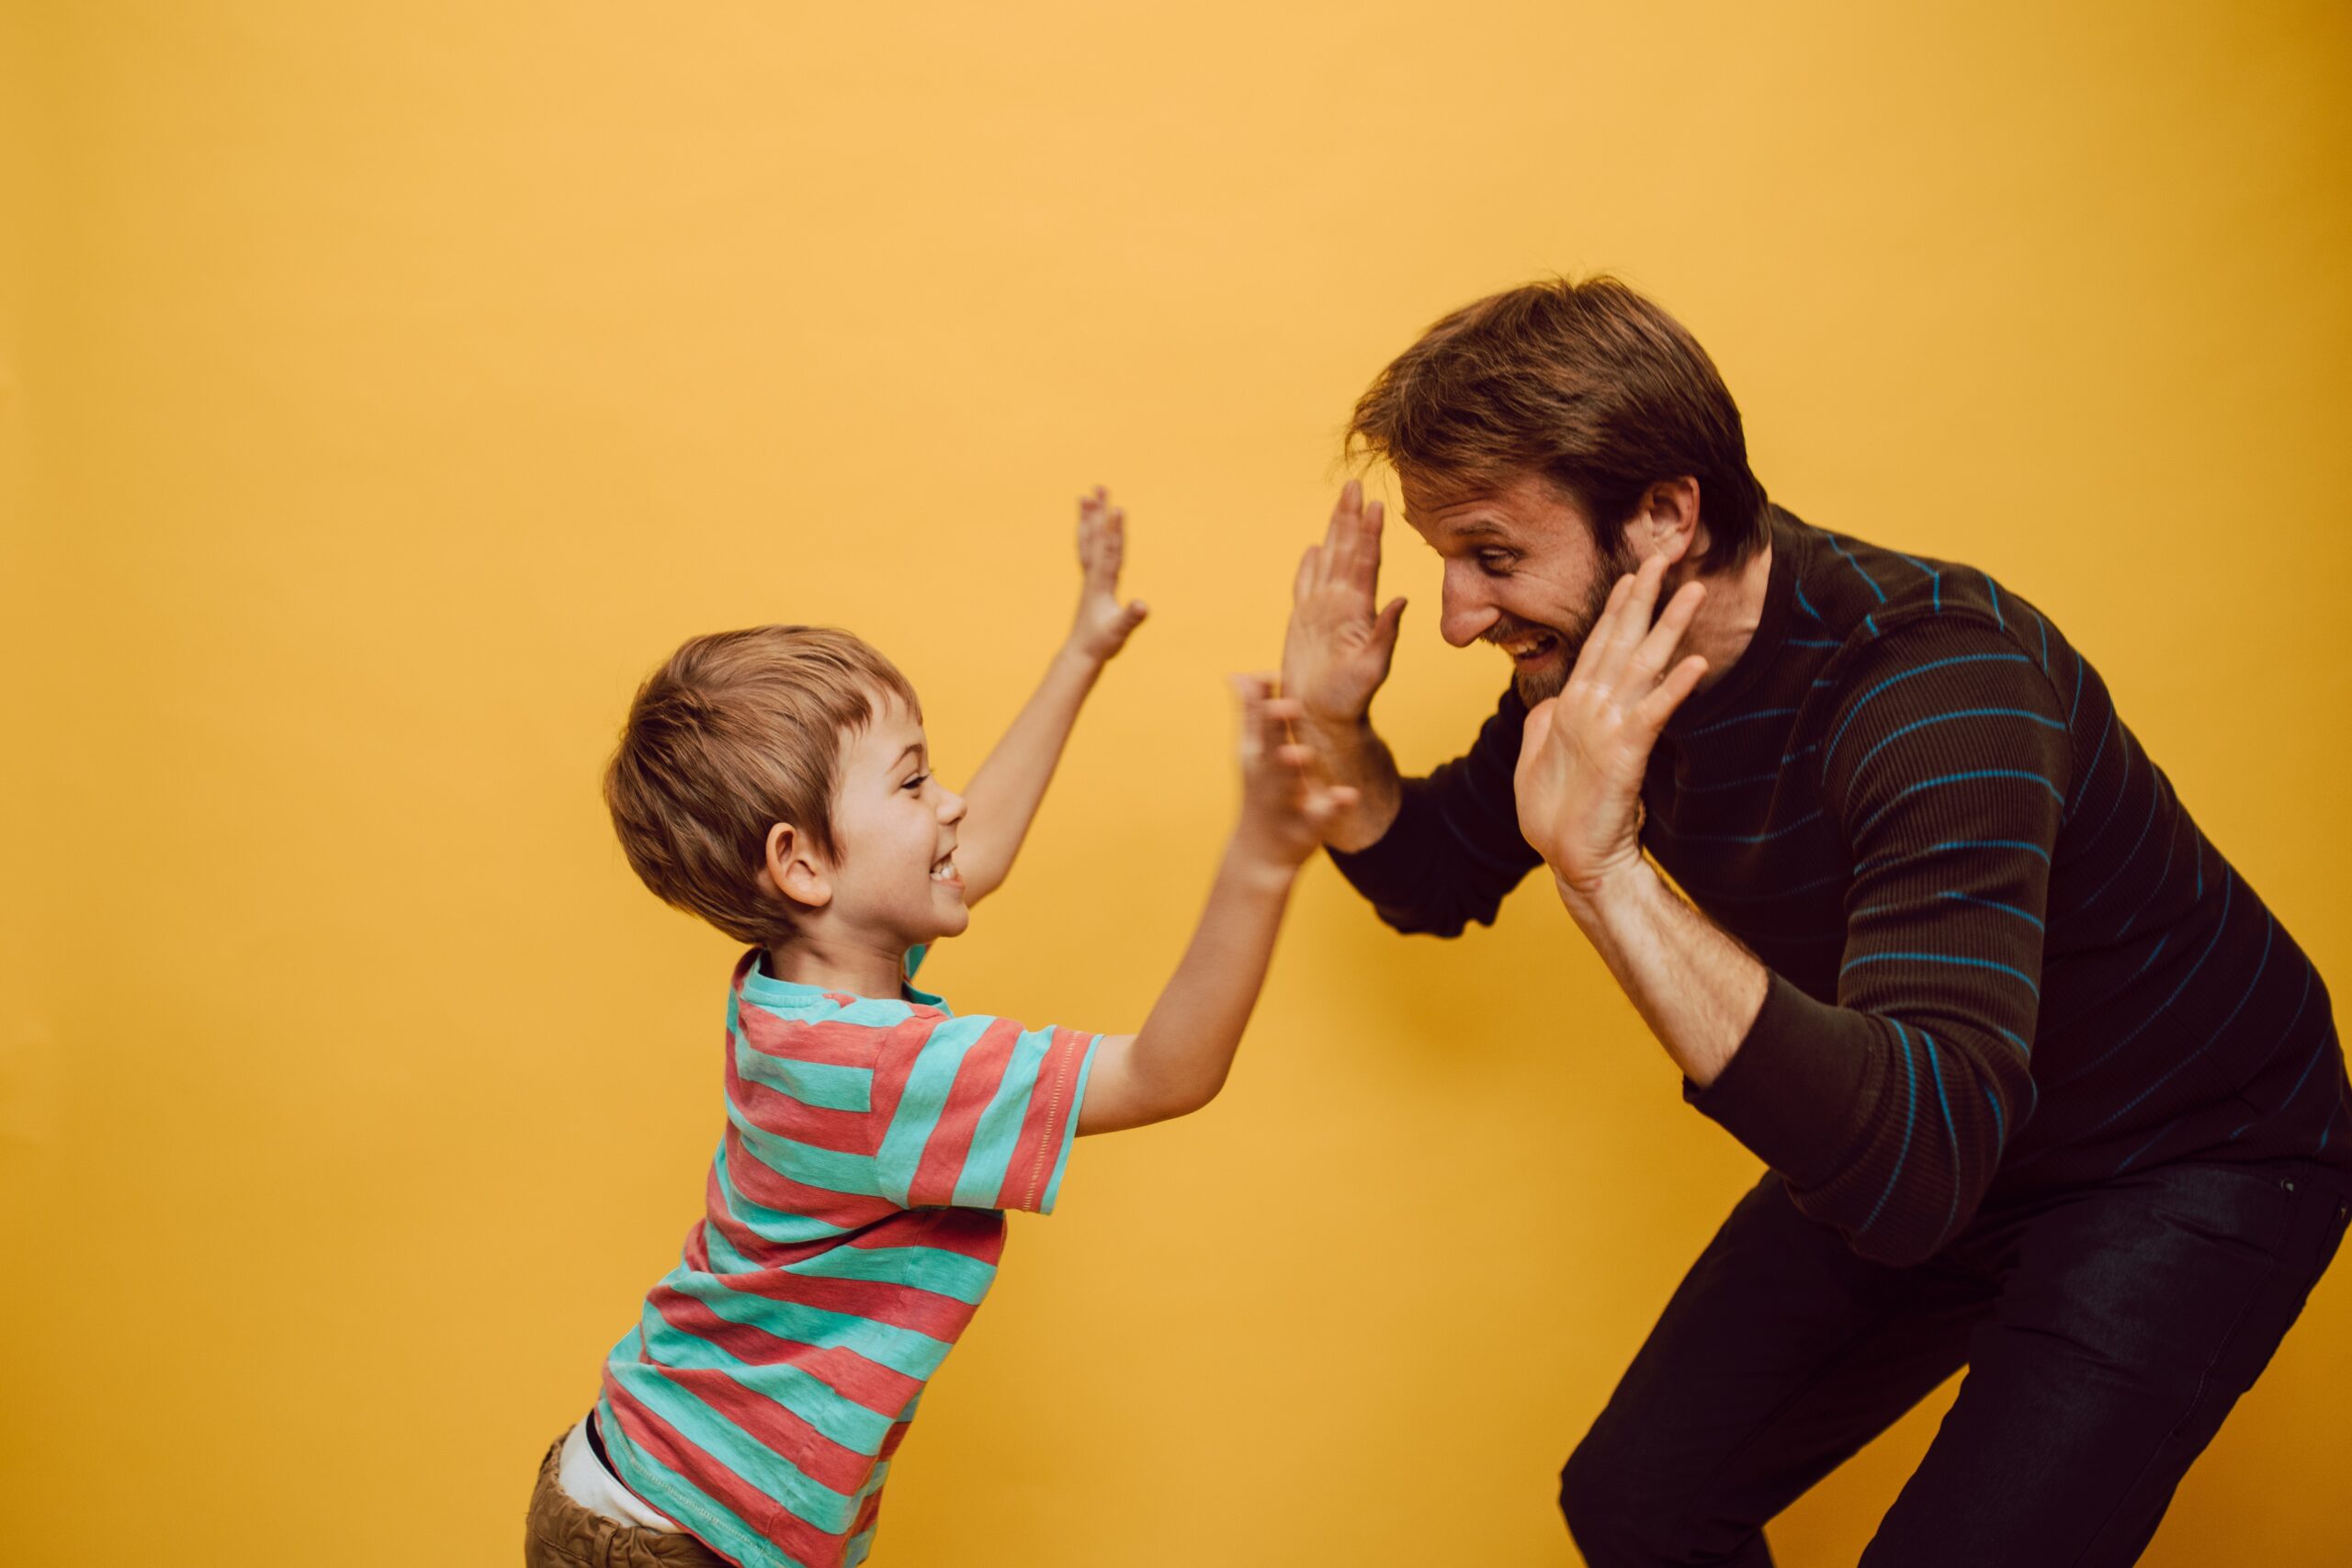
top-left (938, 790), bottom-right (967, 826)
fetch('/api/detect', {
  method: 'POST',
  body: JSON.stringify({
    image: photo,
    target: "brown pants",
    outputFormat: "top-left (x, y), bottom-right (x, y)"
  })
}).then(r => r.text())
top-left (524, 1432), bottom-right (729, 1568)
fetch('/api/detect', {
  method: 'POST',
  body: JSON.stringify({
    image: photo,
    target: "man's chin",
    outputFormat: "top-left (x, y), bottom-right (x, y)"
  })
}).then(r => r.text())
top-left (1513, 660), bottom-right (1572, 705)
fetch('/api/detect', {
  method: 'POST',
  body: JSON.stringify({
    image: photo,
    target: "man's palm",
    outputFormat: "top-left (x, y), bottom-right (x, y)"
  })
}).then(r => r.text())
top-left (1282, 481), bottom-right (1407, 725)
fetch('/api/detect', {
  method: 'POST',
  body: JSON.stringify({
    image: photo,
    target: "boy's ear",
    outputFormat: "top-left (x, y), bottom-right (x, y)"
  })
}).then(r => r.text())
top-left (763, 823), bottom-right (832, 909)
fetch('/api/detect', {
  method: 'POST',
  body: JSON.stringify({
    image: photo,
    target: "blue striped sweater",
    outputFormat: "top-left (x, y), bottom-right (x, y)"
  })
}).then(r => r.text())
top-left (1332, 507), bottom-right (2349, 1265)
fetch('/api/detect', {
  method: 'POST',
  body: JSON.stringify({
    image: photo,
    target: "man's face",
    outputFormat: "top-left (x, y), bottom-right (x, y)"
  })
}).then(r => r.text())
top-left (821, 694), bottom-right (971, 947)
top-left (1401, 468), bottom-right (1638, 703)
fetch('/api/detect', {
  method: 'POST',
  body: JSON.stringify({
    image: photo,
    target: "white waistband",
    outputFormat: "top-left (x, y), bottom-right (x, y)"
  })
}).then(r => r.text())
top-left (558, 1415), bottom-right (680, 1533)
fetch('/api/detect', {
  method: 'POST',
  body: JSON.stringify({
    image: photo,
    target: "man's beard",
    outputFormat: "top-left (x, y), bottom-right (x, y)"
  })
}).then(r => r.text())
top-left (1489, 546), bottom-right (1639, 705)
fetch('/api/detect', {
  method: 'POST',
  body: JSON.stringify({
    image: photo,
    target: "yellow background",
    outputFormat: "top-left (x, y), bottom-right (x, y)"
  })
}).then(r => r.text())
top-left (4, 3), bottom-right (2347, 1563)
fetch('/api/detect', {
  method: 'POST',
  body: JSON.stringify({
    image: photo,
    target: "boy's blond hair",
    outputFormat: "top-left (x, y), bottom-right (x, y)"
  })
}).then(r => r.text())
top-left (605, 625), bottom-right (921, 946)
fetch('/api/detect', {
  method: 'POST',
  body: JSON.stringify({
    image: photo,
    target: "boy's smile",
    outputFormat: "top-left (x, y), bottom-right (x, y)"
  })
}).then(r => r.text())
top-left (825, 694), bottom-right (970, 946)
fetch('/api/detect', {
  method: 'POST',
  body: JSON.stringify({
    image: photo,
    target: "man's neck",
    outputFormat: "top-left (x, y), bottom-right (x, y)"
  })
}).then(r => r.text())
top-left (1680, 535), bottom-right (1774, 694)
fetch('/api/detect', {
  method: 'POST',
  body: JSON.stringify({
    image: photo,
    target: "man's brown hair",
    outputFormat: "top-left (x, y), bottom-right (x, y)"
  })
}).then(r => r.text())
top-left (605, 626), bottom-right (921, 946)
top-left (1349, 276), bottom-right (1769, 569)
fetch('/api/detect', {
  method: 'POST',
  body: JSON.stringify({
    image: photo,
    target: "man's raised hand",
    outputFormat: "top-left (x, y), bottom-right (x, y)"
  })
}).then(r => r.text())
top-left (1513, 550), bottom-right (1709, 897)
top-left (1280, 479), bottom-right (1408, 727)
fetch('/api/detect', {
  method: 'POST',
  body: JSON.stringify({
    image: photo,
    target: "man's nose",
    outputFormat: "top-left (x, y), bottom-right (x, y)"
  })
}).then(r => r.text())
top-left (1439, 567), bottom-right (1499, 649)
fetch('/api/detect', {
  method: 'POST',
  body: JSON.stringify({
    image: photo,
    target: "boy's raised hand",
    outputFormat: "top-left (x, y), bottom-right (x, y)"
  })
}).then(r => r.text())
top-left (1230, 673), bottom-right (1361, 871)
top-left (1069, 486), bottom-right (1151, 662)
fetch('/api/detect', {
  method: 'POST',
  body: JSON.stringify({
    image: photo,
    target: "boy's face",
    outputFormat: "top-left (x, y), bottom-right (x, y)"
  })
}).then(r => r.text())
top-left (822, 693), bottom-right (970, 947)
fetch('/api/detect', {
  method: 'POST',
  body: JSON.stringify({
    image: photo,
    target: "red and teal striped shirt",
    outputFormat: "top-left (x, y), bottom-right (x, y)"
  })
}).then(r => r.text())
top-left (596, 947), bottom-right (1098, 1567)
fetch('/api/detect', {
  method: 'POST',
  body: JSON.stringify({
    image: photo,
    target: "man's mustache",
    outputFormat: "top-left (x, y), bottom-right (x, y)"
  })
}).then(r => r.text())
top-left (1479, 615), bottom-right (1561, 646)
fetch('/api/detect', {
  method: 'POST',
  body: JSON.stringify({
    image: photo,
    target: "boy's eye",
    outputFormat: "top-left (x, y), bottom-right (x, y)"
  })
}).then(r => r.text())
top-left (901, 773), bottom-right (930, 792)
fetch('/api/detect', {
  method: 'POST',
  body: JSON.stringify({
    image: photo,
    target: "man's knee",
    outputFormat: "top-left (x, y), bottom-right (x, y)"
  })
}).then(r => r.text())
top-left (1560, 1422), bottom-right (1659, 1563)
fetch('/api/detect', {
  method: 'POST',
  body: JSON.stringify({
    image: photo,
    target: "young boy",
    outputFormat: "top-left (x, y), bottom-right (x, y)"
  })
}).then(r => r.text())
top-left (526, 491), bottom-right (1351, 1568)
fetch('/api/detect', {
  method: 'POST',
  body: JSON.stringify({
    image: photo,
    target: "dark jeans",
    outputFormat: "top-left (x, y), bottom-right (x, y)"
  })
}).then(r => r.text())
top-left (1563, 1162), bottom-right (2350, 1567)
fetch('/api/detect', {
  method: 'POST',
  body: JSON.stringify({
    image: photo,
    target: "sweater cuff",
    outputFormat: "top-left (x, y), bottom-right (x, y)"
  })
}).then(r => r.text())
top-left (1324, 790), bottom-right (1426, 907)
top-left (1683, 972), bottom-right (1871, 1190)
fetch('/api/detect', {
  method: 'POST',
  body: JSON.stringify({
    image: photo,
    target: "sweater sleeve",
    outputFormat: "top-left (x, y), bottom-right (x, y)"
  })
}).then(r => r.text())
top-left (1326, 686), bottom-right (1545, 938)
top-left (1689, 615), bottom-right (2068, 1265)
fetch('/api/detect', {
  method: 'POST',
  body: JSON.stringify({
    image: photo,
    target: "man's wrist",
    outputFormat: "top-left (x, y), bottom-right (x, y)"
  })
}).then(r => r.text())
top-left (1293, 714), bottom-right (1401, 853)
top-left (1552, 854), bottom-right (1657, 928)
top-left (1295, 711), bottom-right (1374, 754)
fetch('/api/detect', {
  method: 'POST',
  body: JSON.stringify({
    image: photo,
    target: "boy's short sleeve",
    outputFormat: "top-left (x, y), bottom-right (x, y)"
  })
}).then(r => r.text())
top-left (873, 1010), bottom-right (1099, 1215)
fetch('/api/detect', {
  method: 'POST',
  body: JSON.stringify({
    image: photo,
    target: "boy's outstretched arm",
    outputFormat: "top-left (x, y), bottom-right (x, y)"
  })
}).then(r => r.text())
top-left (955, 486), bottom-right (1148, 904)
top-left (1077, 678), bottom-right (1354, 1134)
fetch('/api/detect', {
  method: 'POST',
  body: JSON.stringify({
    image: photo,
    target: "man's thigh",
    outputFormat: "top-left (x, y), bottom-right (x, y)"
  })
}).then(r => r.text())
top-left (1861, 1162), bottom-right (2351, 1568)
top-left (1566, 1172), bottom-right (1993, 1568)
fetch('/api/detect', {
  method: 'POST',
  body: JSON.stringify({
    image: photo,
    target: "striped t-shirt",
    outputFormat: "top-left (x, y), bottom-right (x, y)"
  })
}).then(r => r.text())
top-left (596, 947), bottom-right (1098, 1568)
top-left (1333, 506), bottom-right (2347, 1267)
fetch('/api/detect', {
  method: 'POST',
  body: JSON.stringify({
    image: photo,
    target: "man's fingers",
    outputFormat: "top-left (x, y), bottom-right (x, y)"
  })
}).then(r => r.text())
top-left (1518, 694), bottom-right (1559, 763)
top-left (1340, 497), bottom-right (1385, 592)
top-left (1373, 595), bottom-right (1408, 649)
top-left (1294, 544), bottom-right (1320, 604)
top-left (1620, 580), bottom-right (1706, 694)
top-left (1323, 479), bottom-right (1362, 557)
top-left (1566, 572), bottom-right (1637, 691)
top-left (1588, 555), bottom-right (1671, 688)
top-left (1634, 654), bottom-right (1710, 730)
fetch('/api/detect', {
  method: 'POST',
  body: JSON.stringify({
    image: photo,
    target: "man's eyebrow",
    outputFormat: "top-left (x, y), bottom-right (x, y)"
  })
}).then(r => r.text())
top-left (1448, 518), bottom-right (1509, 539)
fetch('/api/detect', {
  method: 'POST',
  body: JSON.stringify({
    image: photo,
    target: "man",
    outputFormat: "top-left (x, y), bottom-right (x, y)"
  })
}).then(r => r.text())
top-left (1281, 276), bottom-right (2350, 1566)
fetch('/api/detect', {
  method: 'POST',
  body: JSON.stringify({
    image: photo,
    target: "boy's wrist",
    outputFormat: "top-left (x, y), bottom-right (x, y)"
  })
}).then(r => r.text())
top-left (1221, 834), bottom-right (1306, 894)
top-left (1054, 637), bottom-right (1113, 678)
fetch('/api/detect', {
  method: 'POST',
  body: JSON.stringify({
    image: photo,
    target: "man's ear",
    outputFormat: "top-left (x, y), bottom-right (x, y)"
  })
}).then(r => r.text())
top-left (1634, 477), bottom-right (1706, 568)
top-left (763, 823), bottom-right (832, 910)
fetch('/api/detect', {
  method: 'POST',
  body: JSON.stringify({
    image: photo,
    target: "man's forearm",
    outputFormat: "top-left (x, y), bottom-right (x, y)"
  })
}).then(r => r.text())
top-left (1555, 859), bottom-right (1770, 1087)
top-left (957, 642), bottom-right (1103, 898)
top-left (1297, 716), bottom-right (1403, 852)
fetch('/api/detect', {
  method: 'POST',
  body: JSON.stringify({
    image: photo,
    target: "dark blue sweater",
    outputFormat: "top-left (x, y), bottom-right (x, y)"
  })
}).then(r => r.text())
top-left (1332, 507), bottom-right (2349, 1265)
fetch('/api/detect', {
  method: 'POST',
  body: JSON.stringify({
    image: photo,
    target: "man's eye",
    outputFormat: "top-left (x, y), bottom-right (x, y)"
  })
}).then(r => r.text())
top-left (1476, 550), bottom-right (1516, 573)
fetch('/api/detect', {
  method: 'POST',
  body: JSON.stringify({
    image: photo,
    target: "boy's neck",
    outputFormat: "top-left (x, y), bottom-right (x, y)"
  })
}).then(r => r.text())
top-left (763, 930), bottom-right (913, 1001)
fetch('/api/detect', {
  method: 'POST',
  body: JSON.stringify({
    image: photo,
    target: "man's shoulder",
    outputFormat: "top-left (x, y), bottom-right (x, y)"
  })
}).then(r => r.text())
top-left (1799, 530), bottom-right (2049, 684)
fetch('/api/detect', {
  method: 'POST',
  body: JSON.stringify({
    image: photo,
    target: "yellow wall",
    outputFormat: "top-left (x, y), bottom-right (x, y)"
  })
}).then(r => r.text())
top-left (4, 3), bottom-right (2347, 1562)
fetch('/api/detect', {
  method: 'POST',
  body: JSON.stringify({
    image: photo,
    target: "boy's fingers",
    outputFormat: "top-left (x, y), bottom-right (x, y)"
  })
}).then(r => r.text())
top-left (1229, 673), bottom-right (1265, 757)
top-left (1098, 509), bottom-right (1125, 581)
